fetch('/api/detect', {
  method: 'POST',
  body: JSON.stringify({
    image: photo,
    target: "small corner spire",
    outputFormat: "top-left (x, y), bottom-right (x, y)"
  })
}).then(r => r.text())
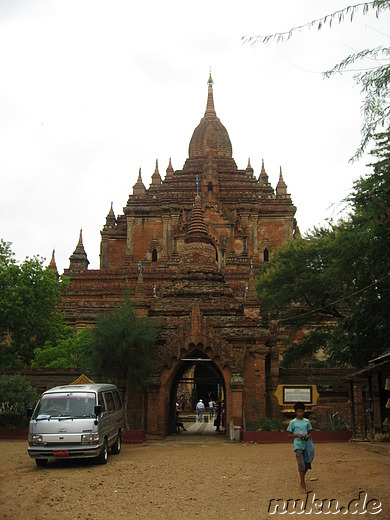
top-left (276, 166), bottom-right (289, 198)
top-left (261, 158), bottom-right (265, 171)
top-left (246, 158), bottom-right (254, 175)
top-left (151, 158), bottom-right (162, 186)
top-left (48, 249), bottom-right (59, 279)
top-left (69, 229), bottom-right (89, 272)
top-left (133, 167), bottom-right (146, 196)
top-left (166, 157), bottom-right (174, 178)
top-left (105, 202), bottom-right (116, 228)
top-left (259, 159), bottom-right (268, 184)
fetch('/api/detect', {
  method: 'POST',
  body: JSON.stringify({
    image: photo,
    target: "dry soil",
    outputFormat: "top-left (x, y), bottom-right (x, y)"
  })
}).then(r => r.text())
top-left (0, 436), bottom-right (389, 519)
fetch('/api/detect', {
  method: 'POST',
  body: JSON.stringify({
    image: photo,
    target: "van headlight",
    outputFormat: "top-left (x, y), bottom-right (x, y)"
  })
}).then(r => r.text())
top-left (29, 434), bottom-right (44, 445)
top-left (81, 433), bottom-right (100, 445)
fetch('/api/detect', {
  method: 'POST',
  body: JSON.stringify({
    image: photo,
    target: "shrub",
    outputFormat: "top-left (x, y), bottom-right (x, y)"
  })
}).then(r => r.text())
top-left (0, 374), bottom-right (39, 428)
top-left (255, 416), bottom-right (284, 432)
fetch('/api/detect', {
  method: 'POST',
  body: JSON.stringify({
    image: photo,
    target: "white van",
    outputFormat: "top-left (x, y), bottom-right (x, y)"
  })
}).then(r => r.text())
top-left (27, 384), bottom-right (125, 466)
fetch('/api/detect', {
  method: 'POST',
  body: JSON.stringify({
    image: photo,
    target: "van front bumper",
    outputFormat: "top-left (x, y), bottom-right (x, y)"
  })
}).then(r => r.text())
top-left (28, 443), bottom-right (103, 460)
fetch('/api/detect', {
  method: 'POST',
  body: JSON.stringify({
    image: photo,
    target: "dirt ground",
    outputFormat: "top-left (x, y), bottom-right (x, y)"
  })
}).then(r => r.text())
top-left (0, 437), bottom-right (389, 519)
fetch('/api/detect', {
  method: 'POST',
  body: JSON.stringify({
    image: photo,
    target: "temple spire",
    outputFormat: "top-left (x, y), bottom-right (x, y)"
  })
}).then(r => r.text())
top-left (187, 195), bottom-right (208, 238)
top-left (68, 229), bottom-right (89, 272)
top-left (151, 159), bottom-right (162, 186)
top-left (276, 166), bottom-right (289, 198)
top-left (132, 167), bottom-right (146, 196)
top-left (188, 73), bottom-right (232, 159)
top-left (259, 159), bottom-right (270, 187)
top-left (246, 158), bottom-right (254, 177)
top-left (205, 72), bottom-right (216, 118)
top-left (104, 202), bottom-right (116, 228)
top-left (48, 249), bottom-right (59, 279)
top-left (165, 157), bottom-right (174, 179)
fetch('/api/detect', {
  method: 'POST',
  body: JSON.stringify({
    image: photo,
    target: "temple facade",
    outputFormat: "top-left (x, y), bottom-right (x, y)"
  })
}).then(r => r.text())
top-left (60, 75), bottom-right (300, 437)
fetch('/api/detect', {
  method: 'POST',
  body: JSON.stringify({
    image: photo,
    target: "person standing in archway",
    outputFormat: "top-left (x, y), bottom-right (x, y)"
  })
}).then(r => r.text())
top-left (196, 399), bottom-right (205, 422)
top-left (209, 399), bottom-right (215, 420)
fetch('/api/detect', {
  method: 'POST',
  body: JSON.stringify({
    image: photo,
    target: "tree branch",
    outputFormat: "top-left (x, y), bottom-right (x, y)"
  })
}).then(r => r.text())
top-left (242, 1), bottom-right (390, 46)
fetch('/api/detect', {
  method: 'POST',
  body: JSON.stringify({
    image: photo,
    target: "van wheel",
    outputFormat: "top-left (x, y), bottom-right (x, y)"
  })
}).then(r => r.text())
top-left (111, 431), bottom-right (121, 455)
top-left (36, 459), bottom-right (48, 467)
top-left (97, 438), bottom-right (108, 464)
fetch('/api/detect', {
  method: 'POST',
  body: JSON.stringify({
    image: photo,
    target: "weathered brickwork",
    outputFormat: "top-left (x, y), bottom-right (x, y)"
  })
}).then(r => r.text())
top-left (59, 75), bottom-right (302, 438)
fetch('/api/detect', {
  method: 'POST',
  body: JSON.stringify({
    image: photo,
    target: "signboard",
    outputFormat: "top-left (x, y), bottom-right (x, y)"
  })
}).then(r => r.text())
top-left (283, 386), bottom-right (312, 404)
top-left (274, 384), bottom-right (319, 409)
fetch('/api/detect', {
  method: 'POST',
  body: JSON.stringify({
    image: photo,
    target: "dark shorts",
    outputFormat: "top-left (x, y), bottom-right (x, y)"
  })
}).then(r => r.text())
top-left (295, 449), bottom-right (311, 472)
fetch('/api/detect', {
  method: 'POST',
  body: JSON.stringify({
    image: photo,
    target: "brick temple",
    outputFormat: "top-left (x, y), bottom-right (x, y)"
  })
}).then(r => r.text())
top-left (59, 74), bottom-right (300, 437)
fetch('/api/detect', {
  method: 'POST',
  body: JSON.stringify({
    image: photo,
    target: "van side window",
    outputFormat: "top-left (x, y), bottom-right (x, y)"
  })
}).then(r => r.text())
top-left (98, 393), bottom-right (106, 413)
top-left (113, 390), bottom-right (122, 411)
top-left (104, 392), bottom-right (115, 413)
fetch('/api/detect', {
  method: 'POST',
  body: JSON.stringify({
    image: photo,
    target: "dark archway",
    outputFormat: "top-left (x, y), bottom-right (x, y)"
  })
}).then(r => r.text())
top-left (168, 349), bottom-right (225, 435)
top-left (193, 363), bottom-right (221, 407)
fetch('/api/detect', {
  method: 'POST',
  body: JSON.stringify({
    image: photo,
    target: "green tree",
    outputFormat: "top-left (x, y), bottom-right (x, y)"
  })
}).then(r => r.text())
top-left (243, 1), bottom-right (390, 160)
top-left (90, 300), bottom-right (160, 428)
top-left (0, 240), bottom-right (70, 365)
top-left (258, 130), bottom-right (390, 367)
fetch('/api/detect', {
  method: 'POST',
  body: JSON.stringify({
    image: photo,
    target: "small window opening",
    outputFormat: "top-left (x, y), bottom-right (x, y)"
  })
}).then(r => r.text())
top-left (152, 249), bottom-right (158, 262)
top-left (264, 248), bottom-right (269, 262)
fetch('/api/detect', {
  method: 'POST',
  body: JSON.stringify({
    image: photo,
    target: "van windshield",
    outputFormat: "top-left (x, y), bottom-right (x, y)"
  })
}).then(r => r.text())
top-left (33, 392), bottom-right (96, 420)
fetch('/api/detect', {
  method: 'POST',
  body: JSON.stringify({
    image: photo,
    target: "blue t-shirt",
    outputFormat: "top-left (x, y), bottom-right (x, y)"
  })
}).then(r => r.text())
top-left (287, 417), bottom-right (312, 451)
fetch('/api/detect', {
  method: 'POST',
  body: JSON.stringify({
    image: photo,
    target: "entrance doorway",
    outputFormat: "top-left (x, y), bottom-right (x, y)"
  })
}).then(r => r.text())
top-left (168, 350), bottom-right (225, 435)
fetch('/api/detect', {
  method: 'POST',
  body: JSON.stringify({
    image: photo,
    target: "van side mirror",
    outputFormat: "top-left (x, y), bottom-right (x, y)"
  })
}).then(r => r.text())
top-left (94, 405), bottom-right (102, 417)
top-left (27, 408), bottom-right (33, 419)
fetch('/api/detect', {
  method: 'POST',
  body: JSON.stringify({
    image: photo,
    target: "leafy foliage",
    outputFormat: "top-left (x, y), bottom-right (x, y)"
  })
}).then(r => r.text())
top-left (258, 130), bottom-right (390, 367)
top-left (243, 1), bottom-right (390, 160)
top-left (31, 327), bottom-right (94, 369)
top-left (0, 240), bottom-right (70, 365)
top-left (0, 374), bottom-right (39, 428)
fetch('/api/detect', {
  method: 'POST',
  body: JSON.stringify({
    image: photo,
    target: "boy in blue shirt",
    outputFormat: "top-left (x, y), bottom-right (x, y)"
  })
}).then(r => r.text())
top-left (287, 402), bottom-right (313, 492)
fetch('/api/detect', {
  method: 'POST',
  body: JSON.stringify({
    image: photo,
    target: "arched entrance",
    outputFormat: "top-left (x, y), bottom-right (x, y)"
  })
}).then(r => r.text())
top-left (168, 349), bottom-right (226, 435)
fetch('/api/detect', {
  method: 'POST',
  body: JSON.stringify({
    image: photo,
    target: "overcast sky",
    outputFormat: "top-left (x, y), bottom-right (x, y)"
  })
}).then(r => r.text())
top-left (1, 0), bottom-right (389, 273)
